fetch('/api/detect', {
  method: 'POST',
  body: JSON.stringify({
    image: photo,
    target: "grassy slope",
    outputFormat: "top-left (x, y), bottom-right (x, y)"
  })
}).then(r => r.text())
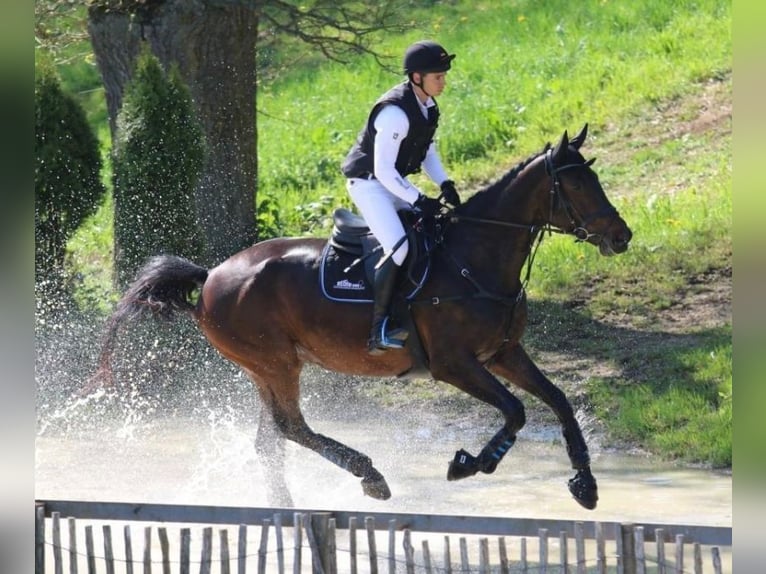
top-left (62, 0), bottom-right (732, 466)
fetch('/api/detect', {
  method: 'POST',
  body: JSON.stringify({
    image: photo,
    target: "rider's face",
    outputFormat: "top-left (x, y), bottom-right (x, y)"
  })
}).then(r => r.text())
top-left (416, 71), bottom-right (448, 98)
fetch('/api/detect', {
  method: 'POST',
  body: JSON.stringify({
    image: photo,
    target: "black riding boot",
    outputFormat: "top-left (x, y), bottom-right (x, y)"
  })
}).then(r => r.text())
top-left (368, 259), bottom-right (409, 355)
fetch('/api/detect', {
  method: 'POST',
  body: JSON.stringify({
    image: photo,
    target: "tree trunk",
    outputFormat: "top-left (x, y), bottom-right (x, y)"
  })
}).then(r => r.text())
top-left (88, 0), bottom-right (258, 265)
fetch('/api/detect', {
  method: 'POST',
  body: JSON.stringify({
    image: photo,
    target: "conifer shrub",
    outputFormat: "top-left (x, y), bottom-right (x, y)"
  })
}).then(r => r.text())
top-left (35, 58), bottom-right (106, 300)
top-left (112, 47), bottom-right (205, 287)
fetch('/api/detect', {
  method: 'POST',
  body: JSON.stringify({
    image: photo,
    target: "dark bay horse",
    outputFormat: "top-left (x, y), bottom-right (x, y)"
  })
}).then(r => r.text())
top-left (95, 125), bottom-right (631, 510)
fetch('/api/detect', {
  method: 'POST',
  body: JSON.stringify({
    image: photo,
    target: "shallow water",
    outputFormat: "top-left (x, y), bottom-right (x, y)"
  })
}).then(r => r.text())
top-left (35, 411), bottom-right (731, 528)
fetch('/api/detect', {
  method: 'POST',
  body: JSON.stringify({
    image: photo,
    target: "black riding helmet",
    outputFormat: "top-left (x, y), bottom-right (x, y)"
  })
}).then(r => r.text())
top-left (403, 40), bottom-right (456, 76)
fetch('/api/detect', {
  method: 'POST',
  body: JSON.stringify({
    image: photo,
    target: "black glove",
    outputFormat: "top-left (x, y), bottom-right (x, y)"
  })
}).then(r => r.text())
top-left (440, 180), bottom-right (461, 207)
top-left (414, 194), bottom-right (442, 218)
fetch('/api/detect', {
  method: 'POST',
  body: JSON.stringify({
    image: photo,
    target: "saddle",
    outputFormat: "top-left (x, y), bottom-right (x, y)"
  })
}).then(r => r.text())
top-left (320, 207), bottom-right (443, 378)
top-left (319, 208), bottom-right (432, 304)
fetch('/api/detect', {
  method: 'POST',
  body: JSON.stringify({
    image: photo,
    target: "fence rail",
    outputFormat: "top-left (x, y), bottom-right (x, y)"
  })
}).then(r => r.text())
top-left (35, 499), bottom-right (732, 574)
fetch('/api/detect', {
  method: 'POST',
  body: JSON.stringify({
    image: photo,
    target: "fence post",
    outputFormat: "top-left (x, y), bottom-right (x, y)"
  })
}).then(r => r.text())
top-left (293, 513), bottom-right (304, 574)
top-left (35, 503), bottom-right (45, 574)
top-left (620, 523), bottom-right (636, 574)
top-left (200, 526), bottom-right (213, 574)
top-left (615, 524), bottom-right (623, 574)
top-left (388, 519), bottom-right (397, 574)
top-left (124, 525), bottom-right (135, 574)
top-left (443, 535), bottom-right (452, 574)
top-left (559, 531), bottom-right (568, 574)
top-left (349, 516), bottom-right (358, 574)
top-left (459, 536), bottom-right (469, 572)
top-left (674, 534), bottom-right (684, 574)
top-left (574, 522), bottom-right (586, 574)
top-left (274, 513), bottom-right (285, 574)
top-left (328, 518), bottom-right (338, 574)
top-left (157, 527), bottom-right (170, 574)
top-left (309, 512), bottom-right (336, 574)
top-left (498, 537), bottom-right (509, 574)
top-left (520, 537), bottom-right (528, 574)
top-left (655, 528), bottom-right (666, 574)
top-left (69, 517), bottom-right (79, 574)
top-left (104, 524), bottom-right (116, 574)
top-left (422, 540), bottom-right (433, 574)
top-left (595, 522), bottom-right (606, 574)
top-left (403, 529), bottom-right (415, 574)
top-left (86, 525), bottom-right (97, 574)
top-left (180, 527), bottom-right (190, 574)
top-left (220, 529), bottom-right (230, 574)
top-left (52, 511), bottom-right (62, 574)
top-left (693, 542), bottom-right (702, 574)
top-left (711, 546), bottom-right (722, 574)
top-left (479, 538), bottom-right (489, 574)
top-left (365, 516), bottom-right (378, 574)
top-left (634, 525), bottom-right (645, 574)
top-left (538, 528), bottom-right (548, 574)
top-left (238, 525), bottom-right (248, 574)
top-left (258, 519), bottom-right (271, 574)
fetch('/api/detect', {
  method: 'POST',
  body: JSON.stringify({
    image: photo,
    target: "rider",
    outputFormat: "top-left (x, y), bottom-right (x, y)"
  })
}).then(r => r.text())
top-left (341, 40), bottom-right (462, 355)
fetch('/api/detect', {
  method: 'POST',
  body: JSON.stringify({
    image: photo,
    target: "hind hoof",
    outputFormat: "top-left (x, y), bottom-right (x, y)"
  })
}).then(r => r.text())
top-left (362, 472), bottom-right (391, 500)
top-left (568, 468), bottom-right (598, 510)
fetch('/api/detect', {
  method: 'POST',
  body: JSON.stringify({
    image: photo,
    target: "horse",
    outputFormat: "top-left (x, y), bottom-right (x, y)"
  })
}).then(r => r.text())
top-left (93, 124), bottom-right (631, 510)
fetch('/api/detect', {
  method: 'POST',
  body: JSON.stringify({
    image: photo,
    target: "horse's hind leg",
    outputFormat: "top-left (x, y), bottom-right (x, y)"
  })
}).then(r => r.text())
top-left (249, 368), bottom-right (391, 501)
top-left (488, 343), bottom-right (598, 510)
top-left (254, 401), bottom-right (294, 507)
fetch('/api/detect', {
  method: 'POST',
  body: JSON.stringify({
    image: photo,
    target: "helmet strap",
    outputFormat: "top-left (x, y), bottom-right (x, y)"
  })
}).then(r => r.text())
top-left (410, 72), bottom-right (433, 100)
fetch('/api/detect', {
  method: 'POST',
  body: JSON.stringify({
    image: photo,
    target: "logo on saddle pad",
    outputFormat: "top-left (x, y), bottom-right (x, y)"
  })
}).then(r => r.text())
top-left (319, 208), bottom-right (432, 304)
top-left (333, 278), bottom-right (366, 291)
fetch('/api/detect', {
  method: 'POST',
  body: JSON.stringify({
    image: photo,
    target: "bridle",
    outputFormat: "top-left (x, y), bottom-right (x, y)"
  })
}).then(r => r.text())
top-left (542, 148), bottom-right (619, 243)
top-left (447, 148), bottom-right (619, 242)
top-left (422, 148), bottom-right (622, 309)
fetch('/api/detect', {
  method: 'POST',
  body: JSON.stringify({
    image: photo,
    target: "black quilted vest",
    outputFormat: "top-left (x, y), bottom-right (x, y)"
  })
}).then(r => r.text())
top-left (341, 81), bottom-right (439, 179)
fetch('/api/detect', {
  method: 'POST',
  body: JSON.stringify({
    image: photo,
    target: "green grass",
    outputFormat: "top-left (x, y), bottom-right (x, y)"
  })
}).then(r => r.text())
top-left (255, 0), bottom-right (731, 213)
top-left (587, 326), bottom-right (732, 467)
top-left (54, 0), bottom-right (732, 467)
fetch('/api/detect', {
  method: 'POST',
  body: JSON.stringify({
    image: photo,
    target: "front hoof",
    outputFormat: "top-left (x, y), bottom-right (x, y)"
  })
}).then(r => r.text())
top-left (362, 471), bottom-right (391, 500)
top-left (568, 468), bottom-right (598, 510)
top-left (447, 449), bottom-right (479, 481)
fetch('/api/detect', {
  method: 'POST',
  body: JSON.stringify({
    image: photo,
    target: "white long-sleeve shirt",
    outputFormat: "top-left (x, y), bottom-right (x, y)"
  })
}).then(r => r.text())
top-left (371, 99), bottom-right (449, 204)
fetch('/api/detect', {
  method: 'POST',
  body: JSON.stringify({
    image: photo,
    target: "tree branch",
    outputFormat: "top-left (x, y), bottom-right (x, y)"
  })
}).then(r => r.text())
top-left (260, 0), bottom-right (408, 74)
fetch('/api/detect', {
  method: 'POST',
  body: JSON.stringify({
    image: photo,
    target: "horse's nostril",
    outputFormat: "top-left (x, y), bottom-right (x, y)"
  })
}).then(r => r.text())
top-left (617, 231), bottom-right (631, 247)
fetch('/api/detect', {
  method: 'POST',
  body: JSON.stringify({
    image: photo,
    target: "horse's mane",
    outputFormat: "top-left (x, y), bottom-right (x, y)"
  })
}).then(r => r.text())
top-left (460, 143), bottom-right (552, 213)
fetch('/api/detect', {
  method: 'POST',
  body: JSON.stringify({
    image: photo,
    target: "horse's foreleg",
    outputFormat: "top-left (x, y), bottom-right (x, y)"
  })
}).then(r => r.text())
top-left (430, 359), bottom-right (526, 481)
top-left (254, 402), bottom-right (294, 507)
top-left (488, 343), bottom-right (598, 510)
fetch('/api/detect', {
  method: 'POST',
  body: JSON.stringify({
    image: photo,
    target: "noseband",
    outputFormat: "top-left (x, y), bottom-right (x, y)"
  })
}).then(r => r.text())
top-left (543, 148), bottom-right (619, 242)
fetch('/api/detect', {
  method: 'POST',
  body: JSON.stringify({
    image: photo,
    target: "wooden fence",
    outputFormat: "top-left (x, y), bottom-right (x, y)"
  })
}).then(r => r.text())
top-left (35, 500), bottom-right (732, 574)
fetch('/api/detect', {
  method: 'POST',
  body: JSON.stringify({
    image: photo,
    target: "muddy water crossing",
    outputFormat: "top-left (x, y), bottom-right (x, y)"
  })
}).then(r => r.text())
top-left (35, 408), bottom-right (731, 528)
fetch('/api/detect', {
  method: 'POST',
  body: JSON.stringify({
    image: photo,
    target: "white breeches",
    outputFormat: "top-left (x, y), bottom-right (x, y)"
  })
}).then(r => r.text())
top-left (347, 178), bottom-right (411, 266)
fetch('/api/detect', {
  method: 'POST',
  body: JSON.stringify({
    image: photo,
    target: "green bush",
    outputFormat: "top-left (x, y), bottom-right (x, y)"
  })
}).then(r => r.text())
top-left (35, 57), bottom-right (106, 300)
top-left (111, 47), bottom-right (205, 287)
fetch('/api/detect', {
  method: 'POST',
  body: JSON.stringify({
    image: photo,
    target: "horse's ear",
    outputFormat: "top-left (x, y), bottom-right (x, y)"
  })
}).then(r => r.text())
top-left (553, 130), bottom-right (569, 163)
top-left (570, 123), bottom-right (588, 149)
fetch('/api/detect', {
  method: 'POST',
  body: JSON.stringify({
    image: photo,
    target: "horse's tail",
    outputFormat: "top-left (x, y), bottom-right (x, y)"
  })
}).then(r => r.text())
top-left (86, 255), bottom-right (209, 393)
